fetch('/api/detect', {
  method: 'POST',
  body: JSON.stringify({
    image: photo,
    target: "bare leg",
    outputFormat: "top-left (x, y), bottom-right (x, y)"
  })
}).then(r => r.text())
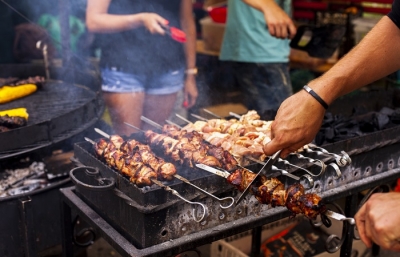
top-left (142, 93), bottom-right (178, 130)
top-left (102, 91), bottom-right (145, 136)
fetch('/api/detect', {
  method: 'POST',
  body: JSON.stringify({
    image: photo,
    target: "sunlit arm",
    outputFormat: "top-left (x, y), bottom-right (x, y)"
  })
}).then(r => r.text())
top-left (308, 16), bottom-right (400, 105)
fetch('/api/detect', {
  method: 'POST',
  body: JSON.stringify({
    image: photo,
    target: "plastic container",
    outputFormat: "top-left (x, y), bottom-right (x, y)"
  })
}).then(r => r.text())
top-left (352, 17), bottom-right (381, 44)
top-left (208, 6), bottom-right (227, 23)
top-left (200, 16), bottom-right (226, 52)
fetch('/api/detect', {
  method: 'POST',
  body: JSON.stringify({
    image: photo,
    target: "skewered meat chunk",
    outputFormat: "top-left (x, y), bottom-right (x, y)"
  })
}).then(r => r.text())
top-left (93, 135), bottom-right (175, 187)
top-left (144, 130), bottom-right (222, 168)
top-left (226, 168), bottom-right (325, 219)
top-left (120, 138), bottom-right (176, 181)
top-left (161, 124), bottom-right (238, 171)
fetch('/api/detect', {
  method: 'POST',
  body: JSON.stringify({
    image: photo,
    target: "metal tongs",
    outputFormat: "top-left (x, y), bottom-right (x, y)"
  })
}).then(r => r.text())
top-left (236, 150), bottom-right (282, 206)
top-left (162, 24), bottom-right (186, 43)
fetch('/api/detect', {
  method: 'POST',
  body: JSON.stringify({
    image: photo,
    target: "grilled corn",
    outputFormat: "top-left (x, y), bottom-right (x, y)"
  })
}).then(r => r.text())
top-left (0, 84), bottom-right (37, 104)
top-left (0, 107), bottom-right (29, 119)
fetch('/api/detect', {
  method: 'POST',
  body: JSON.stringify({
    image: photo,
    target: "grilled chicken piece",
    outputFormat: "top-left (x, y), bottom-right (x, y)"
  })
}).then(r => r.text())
top-left (144, 130), bottom-right (222, 168)
top-left (226, 168), bottom-right (325, 220)
top-left (93, 136), bottom-right (174, 187)
top-left (121, 139), bottom-right (176, 181)
top-left (161, 125), bottom-right (238, 170)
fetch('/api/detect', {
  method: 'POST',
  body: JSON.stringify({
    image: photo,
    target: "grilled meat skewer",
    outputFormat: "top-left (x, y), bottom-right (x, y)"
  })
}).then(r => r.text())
top-left (143, 130), bottom-right (222, 168)
top-left (226, 168), bottom-right (325, 219)
top-left (198, 164), bottom-right (325, 220)
top-left (161, 124), bottom-right (238, 171)
top-left (94, 136), bottom-right (176, 186)
top-left (93, 131), bottom-right (235, 208)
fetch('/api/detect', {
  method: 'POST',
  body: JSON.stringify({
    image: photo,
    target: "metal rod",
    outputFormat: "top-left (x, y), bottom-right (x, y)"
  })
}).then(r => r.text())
top-left (175, 114), bottom-right (192, 124)
top-left (124, 122), bottom-right (144, 132)
top-left (165, 119), bottom-right (182, 128)
top-left (150, 179), bottom-right (208, 222)
top-left (174, 174), bottom-right (234, 209)
top-left (202, 109), bottom-right (221, 118)
top-left (340, 193), bottom-right (358, 257)
top-left (251, 226), bottom-right (262, 257)
top-left (190, 113), bottom-right (208, 121)
top-left (229, 112), bottom-right (242, 119)
top-left (140, 116), bottom-right (163, 130)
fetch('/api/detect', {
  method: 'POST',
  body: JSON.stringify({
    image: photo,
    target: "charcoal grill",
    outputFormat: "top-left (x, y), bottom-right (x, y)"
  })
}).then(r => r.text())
top-left (67, 88), bottom-right (400, 256)
top-left (0, 63), bottom-right (104, 257)
top-left (70, 129), bottom-right (353, 249)
top-left (0, 63), bottom-right (103, 159)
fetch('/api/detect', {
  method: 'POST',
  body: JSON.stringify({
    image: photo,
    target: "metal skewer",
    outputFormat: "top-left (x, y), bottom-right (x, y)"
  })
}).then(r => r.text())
top-left (195, 163), bottom-right (355, 225)
top-left (228, 112), bottom-right (242, 119)
top-left (140, 116), bottom-right (163, 130)
top-left (190, 113), bottom-right (209, 121)
top-left (85, 136), bottom-right (208, 222)
top-left (165, 119), bottom-right (182, 128)
top-left (95, 127), bottom-right (234, 209)
top-left (175, 113), bottom-right (192, 124)
top-left (202, 108), bottom-right (222, 118)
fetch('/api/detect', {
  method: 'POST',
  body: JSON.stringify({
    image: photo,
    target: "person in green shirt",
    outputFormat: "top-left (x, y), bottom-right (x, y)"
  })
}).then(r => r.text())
top-left (220, 0), bottom-right (297, 115)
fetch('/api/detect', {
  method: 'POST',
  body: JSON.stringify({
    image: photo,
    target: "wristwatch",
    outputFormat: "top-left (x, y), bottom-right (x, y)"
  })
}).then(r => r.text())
top-left (185, 67), bottom-right (198, 75)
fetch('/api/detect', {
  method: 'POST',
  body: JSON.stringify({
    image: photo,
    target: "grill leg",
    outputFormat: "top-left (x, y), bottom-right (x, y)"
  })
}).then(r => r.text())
top-left (250, 226), bottom-right (262, 257)
top-left (340, 194), bottom-right (358, 257)
top-left (61, 200), bottom-right (74, 257)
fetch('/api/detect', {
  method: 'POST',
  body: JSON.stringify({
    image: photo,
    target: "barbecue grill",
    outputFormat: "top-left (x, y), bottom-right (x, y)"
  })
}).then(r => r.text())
top-left (0, 63), bottom-right (103, 159)
top-left (65, 87), bottom-right (400, 257)
top-left (0, 63), bottom-right (104, 257)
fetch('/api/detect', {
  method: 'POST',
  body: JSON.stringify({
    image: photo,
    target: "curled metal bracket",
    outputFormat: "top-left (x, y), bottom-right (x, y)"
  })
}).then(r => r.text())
top-left (306, 144), bottom-right (352, 167)
top-left (300, 174), bottom-right (314, 189)
top-left (327, 163), bottom-right (342, 179)
top-left (72, 216), bottom-right (96, 247)
top-left (69, 166), bottom-right (115, 191)
top-left (320, 203), bottom-right (355, 254)
top-left (282, 155), bottom-right (327, 177)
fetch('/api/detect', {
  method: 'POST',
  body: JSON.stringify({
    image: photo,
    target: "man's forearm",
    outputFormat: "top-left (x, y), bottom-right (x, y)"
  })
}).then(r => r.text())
top-left (309, 16), bottom-right (400, 105)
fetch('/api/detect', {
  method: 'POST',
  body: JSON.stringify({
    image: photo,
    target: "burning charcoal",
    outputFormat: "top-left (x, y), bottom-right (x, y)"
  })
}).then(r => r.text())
top-left (0, 161), bottom-right (46, 197)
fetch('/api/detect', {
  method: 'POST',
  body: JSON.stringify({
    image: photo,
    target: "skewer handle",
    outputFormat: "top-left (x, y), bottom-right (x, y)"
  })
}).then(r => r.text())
top-left (174, 174), bottom-right (234, 209)
top-left (151, 179), bottom-right (208, 222)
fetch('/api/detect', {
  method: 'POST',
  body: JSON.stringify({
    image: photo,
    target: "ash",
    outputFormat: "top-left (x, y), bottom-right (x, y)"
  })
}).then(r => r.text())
top-left (0, 161), bottom-right (47, 197)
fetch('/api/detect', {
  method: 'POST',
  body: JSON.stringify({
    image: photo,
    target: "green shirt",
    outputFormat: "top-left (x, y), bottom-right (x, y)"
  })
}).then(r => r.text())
top-left (219, 0), bottom-right (291, 63)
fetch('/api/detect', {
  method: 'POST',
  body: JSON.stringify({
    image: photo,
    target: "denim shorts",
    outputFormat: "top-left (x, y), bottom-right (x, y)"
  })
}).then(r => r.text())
top-left (101, 68), bottom-right (184, 95)
top-left (232, 62), bottom-right (293, 113)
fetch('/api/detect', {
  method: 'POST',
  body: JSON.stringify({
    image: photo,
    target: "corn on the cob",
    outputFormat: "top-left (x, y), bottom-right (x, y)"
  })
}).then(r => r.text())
top-left (0, 107), bottom-right (29, 119)
top-left (0, 84), bottom-right (37, 104)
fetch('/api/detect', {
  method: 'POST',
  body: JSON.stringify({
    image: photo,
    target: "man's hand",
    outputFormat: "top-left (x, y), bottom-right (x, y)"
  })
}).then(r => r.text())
top-left (355, 192), bottom-right (400, 251)
top-left (263, 90), bottom-right (325, 158)
top-left (243, 0), bottom-right (297, 39)
top-left (262, 2), bottom-right (297, 39)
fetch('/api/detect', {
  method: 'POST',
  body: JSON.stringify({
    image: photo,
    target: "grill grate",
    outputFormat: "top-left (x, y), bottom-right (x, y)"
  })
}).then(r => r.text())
top-left (0, 81), bottom-right (104, 159)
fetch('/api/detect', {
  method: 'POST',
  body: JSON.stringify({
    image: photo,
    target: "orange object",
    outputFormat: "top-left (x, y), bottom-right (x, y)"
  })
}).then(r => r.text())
top-left (395, 179), bottom-right (400, 192)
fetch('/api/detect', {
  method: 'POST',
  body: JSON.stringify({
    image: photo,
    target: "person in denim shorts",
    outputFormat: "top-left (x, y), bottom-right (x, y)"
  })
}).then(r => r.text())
top-left (86, 0), bottom-right (198, 135)
top-left (220, 0), bottom-right (297, 115)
